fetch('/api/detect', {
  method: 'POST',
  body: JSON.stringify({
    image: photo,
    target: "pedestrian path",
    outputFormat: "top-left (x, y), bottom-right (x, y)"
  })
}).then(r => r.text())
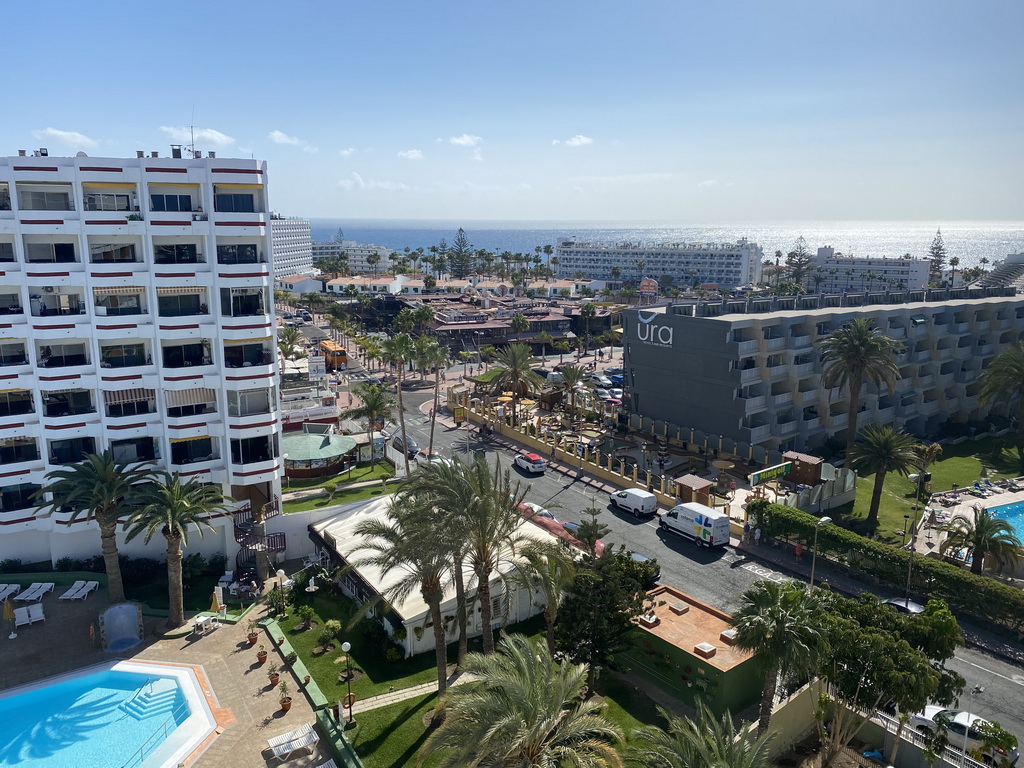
top-left (356, 671), bottom-right (474, 712)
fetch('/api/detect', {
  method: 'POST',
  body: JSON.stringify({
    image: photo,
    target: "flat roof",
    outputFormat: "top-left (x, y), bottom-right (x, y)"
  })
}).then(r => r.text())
top-left (641, 585), bottom-right (753, 672)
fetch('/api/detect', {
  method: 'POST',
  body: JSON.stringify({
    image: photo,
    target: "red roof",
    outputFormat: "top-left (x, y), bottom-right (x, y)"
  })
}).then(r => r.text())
top-left (523, 452), bottom-right (543, 461)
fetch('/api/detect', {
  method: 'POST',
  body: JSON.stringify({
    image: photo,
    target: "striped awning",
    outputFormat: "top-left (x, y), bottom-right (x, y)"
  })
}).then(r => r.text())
top-left (39, 387), bottom-right (86, 395)
top-left (169, 435), bottom-right (211, 444)
top-left (82, 182), bottom-right (137, 188)
top-left (102, 388), bottom-right (154, 405)
top-left (156, 286), bottom-right (205, 295)
top-left (0, 388), bottom-right (30, 394)
top-left (224, 336), bottom-right (271, 345)
top-left (165, 388), bottom-right (217, 408)
top-left (92, 285), bottom-right (145, 295)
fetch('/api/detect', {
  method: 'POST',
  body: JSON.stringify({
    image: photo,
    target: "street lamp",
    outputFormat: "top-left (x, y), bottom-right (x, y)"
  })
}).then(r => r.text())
top-left (341, 640), bottom-right (355, 726)
top-left (901, 514), bottom-right (911, 546)
top-left (961, 686), bottom-right (985, 767)
top-left (809, 516), bottom-right (832, 590)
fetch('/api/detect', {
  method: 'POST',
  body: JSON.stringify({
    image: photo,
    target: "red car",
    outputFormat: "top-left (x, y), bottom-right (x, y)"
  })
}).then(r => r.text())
top-left (520, 509), bottom-right (606, 556)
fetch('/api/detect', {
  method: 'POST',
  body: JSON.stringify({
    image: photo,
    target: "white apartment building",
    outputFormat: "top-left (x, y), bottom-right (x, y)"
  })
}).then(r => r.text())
top-left (269, 215), bottom-right (312, 278)
top-left (312, 239), bottom-right (393, 274)
top-left (555, 239), bottom-right (763, 288)
top-left (0, 150), bottom-right (283, 568)
top-left (809, 247), bottom-right (930, 292)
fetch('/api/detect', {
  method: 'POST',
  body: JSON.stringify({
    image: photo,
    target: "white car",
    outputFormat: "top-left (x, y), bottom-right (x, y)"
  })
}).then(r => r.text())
top-left (593, 388), bottom-right (611, 399)
top-left (590, 374), bottom-right (613, 387)
top-left (520, 502), bottom-right (556, 520)
top-left (910, 706), bottom-right (1020, 765)
top-left (609, 388), bottom-right (623, 399)
top-left (513, 452), bottom-right (547, 474)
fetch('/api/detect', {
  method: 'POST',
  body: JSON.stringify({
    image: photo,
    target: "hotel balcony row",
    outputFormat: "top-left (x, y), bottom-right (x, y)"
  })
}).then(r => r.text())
top-left (0, 240), bottom-right (272, 273)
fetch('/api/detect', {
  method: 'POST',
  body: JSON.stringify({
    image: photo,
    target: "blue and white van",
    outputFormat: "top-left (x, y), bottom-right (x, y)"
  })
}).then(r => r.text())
top-left (659, 502), bottom-right (731, 547)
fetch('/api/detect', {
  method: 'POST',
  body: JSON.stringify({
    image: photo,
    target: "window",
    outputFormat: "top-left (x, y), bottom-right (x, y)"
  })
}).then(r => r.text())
top-left (224, 342), bottom-right (271, 368)
top-left (167, 402), bottom-right (211, 418)
top-left (0, 185), bottom-right (9, 210)
top-left (25, 243), bottom-right (76, 263)
top-left (0, 243), bottom-right (13, 262)
top-left (230, 435), bottom-right (278, 464)
top-left (100, 343), bottom-right (147, 368)
top-left (43, 390), bottom-right (92, 417)
top-left (0, 482), bottom-right (40, 512)
top-left (150, 194), bottom-right (193, 212)
top-left (0, 342), bottom-right (27, 366)
top-left (19, 189), bottom-right (73, 211)
top-left (106, 399), bottom-right (152, 418)
top-left (171, 437), bottom-right (215, 465)
top-left (0, 391), bottom-right (33, 417)
top-left (50, 437), bottom-right (96, 464)
top-left (157, 294), bottom-right (204, 317)
top-left (96, 294), bottom-right (143, 316)
top-left (110, 437), bottom-right (156, 463)
top-left (90, 243), bottom-right (137, 263)
top-left (216, 244), bottom-right (259, 264)
top-left (0, 439), bottom-right (38, 466)
top-left (154, 243), bottom-right (199, 264)
top-left (84, 193), bottom-right (131, 212)
top-left (220, 287), bottom-right (265, 316)
top-left (0, 293), bottom-right (21, 314)
top-left (40, 343), bottom-right (87, 368)
top-left (214, 193), bottom-right (255, 213)
top-left (161, 342), bottom-right (207, 368)
top-left (228, 388), bottom-right (273, 417)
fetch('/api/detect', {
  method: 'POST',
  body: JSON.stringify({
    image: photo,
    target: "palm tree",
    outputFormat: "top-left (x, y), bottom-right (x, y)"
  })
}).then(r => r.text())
top-left (536, 330), bottom-right (554, 363)
top-left (490, 343), bottom-right (544, 427)
top-left (559, 363), bottom-right (589, 418)
top-left (352, 502), bottom-right (451, 698)
top-left (911, 442), bottom-right (943, 504)
top-left (979, 340), bottom-right (1024, 450)
top-left (940, 505), bottom-right (1023, 575)
top-left (818, 317), bottom-right (903, 456)
top-left (33, 451), bottom-right (158, 603)
top-left (508, 541), bottom-right (576, 656)
top-left (420, 633), bottom-right (624, 768)
top-left (553, 340), bottom-right (571, 364)
top-left (848, 424), bottom-right (918, 528)
top-left (731, 580), bottom-right (825, 734)
top-left (580, 301), bottom-right (598, 354)
top-left (948, 256), bottom-right (960, 287)
top-left (629, 701), bottom-right (776, 768)
top-left (423, 339), bottom-right (451, 456)
top-left (277, 325), bottom-right (305, 362)
top-left (382, 333), bottom-right (416, 474)
top-left (123, 473), bottom-right (230, 629)
top-left (339, 383), bottom-right (396, 469)
top-left (509, 312), bottom-right (530, 340)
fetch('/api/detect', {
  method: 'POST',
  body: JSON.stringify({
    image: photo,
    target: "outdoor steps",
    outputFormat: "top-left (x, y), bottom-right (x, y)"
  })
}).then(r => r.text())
top-left (120, 679), bottom-right (181, 720)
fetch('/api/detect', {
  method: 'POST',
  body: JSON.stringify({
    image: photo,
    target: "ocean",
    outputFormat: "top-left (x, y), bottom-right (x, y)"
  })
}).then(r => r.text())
top-left (309, 219), bottom-right (1024, 270)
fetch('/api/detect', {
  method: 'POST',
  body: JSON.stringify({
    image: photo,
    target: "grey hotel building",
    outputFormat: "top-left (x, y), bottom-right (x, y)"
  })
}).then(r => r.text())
top-left (622, 287), bottom-right (1024, 453)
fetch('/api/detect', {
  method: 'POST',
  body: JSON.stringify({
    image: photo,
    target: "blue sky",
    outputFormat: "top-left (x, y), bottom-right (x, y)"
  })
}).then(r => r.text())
top-left (5, 0), bottom-right (1023, 222)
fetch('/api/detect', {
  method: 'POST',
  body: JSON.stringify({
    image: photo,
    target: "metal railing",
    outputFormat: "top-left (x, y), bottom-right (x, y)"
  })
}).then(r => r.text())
top-left (118, 698), bottom-right (190, 768)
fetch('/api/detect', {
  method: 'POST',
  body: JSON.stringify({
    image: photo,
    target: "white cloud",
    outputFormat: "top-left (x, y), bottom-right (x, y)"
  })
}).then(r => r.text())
top-left (268, 130), bottom-right (302, 145)
top-left (697, 179), bottom-right (718, 187)
top-left (572, 185), bottom-right (584, 193)
top-left (449, 134), bottom-right (483, 147)
top-left (337, 172), bottom-right (409, 191)
top-left (397, 149), bottom-right (424, 160)
top-left (160, 126), bottom-right (235, 147)
top-left (339, 148), bottom-right (357, 157)
top-left (553, 135), bottom-right (594, 147)
top-left (472, 148), bottom-right (483, 162)
top-left (32, 127), bottom-right (98, 149)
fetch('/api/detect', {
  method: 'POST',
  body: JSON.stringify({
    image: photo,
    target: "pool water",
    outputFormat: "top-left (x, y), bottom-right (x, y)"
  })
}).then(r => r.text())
top-left (990, 500), bottom-right (1024, 535)
top-left (0, 665), bottom-right (200, 768)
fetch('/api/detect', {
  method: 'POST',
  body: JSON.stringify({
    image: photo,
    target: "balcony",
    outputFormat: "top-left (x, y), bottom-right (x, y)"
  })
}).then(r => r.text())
top-left (0, 440), bottom-right (41, 468)
top-left (888, 327), bottom-right (907, 339)
top-left (828, 387), bottom-right (843, 403)
top-left (157, 292), bottom-right (208, 319)
top-left (917, 373), bottom-right (934, 387)
top-left (777, 419), bottom-right (798, 435)
top-left (953, 322), bottom-right (969, 333)
top-left (802, 417), bottom-right (820, 430)
top-left (739, 367), bottom-right (761, 385)
top-left (154, 244), bottom-right (205, 265)
top-left (913, 350), bottom-right (930, 364)
top-left (773, 392), bottom-right (793, 406)
top-left (875, 406), bottom-right (896, 420)
top-left (829, 412), bottom-right (849, 428)
top-left (765, 336), bottom-right (786, 351)
top-left (38, 345), bottom-right (89, 370)
top-left (764, 364), bottom-right (788, 381)
top-left (224, 342), bottom-right (273, 370)
top-left (944, 396), bottom-right (960, 411)
top-left (0, 344), bottom-right (29, 369)
top-left (230, 435), bottom-right (277, 466)
top-left (170, 436), bottom-right (219, 467)
top-left (99, 344), bottom-right (151, 370)
top-left (919, 400), bottom-right (940, 416)
top-left (49, 437), bottom-right (97, 465)
top-left (793, 362), bottom-right (814, 377)
top-left (738, 394), bottom-right (767, 414)
top-left (974, 319), bottom-right (991, 332)
top-left (978, 344), bottom-right (994, 356)
top-left (788, 334), bottom-right (811, 349)
top-left (161, 341), bottom-right (212, 369)
top-left (932, 347), bottom-right (952, 361)
top-left (110, 437), bottom-right (159, 464)
top-left (741, 424), bottom-right (771, 443)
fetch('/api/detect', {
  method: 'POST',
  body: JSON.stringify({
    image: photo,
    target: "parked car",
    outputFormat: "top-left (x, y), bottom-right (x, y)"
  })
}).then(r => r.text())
top-left (882, 597), bottom-right (926, 615)
top-left (301, 311), bottom-right (313, 321)
top-left (910, 707), bottom-right (1020, 765)
top-left (533, 368), bottom-right (553, 379)
top-left (520, 502), bottom-right (556, 520)
top-left (593, 388), bottom-right (611, 399)
top-left (589, 374), bottom-right (613, 387)
top-left (602, 397), bottom-right (623, 406)
top-left (608, 388), bottom-right (623, 399)
top-left (391, 433), bottom-right (419, 458)
top-left (605, 366), bottom-right (624, 375)
top-left (514, 452), bottom-right (547, 474)
top-left (282, 312), bottom-right (294, 319)
top-left (608, 374), bottom-right (624, 387)
top-left (523, 514), bottom-right (605, 556)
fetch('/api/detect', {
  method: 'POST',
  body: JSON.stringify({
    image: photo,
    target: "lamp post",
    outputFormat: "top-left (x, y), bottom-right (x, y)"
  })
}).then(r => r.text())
top-left (962, 686), bottom-right (985, 767)
top-left (809, 516), bottom-right (832, 590)
top-left (901, 514), bottom-right (911, 546)
top-left (341, 640), bottom-right (355, 726)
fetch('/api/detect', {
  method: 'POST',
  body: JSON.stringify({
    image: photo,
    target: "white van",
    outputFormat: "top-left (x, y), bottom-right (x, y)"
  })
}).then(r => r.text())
top-left (659, 502), bottom-right (731, 547)
top-left (609, 488), bottom-right (658, 518)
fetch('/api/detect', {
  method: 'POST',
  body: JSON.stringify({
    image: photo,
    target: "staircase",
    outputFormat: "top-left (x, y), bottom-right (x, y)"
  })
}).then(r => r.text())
top-left (120, 679), bottom-right (181, 721)
top-left (233, 495), bottom-right (286, 575)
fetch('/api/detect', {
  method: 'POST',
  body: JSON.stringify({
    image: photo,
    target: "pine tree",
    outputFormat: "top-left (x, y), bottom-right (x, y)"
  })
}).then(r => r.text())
top-left (927, 228), bottom-right (947, 284)
top-left (449, 228), bottom-right (473, 278)
top-left (785, 236), bottom-right (813, 288)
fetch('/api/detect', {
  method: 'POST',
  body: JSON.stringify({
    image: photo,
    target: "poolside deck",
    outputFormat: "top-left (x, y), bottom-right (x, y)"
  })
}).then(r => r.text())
top-left (0, 583), bottom-right (333, 768)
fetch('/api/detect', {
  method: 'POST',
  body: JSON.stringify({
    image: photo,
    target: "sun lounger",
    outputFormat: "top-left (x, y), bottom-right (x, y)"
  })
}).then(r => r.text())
top-left (316, 760), bottom-right (339, 768)
top-left (13, 606), bottom-right (31, 627)
top-left (270, 729), bottom-right (320, 761)
top-left (59, 581), bottom-right (87, 600)
top-left (67, 581), bottom-right (99, 600)
top-left (28, 603), bottom-right (44, 623)
top-left (14, 583), bottom-right (45, 602)
top-left (266, 722), bottom-right (314, 749)
top-left (0, 584), bottom-right (18, 601)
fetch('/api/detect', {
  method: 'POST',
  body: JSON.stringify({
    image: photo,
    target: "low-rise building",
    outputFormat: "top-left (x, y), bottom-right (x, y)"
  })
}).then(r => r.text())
top-left (275, 274), bottom-right (323, 296)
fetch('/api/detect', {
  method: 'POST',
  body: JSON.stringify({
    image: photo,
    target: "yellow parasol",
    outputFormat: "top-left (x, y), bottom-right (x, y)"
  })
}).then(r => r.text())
top-left (502, 391), bottom-right (514, 397)
top-left (210, 591), bottom-right (222, 613)
top-left (4, 597), bottom-right (14, 639)
top-left (520, 399), bottom-right (537, 408)
top-left (496, 396), bottom-right (513, 403)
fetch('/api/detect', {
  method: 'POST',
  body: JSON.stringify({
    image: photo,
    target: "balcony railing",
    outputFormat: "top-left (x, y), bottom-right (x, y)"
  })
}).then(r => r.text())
top-left (741, 424), bottom-right (771, 443)
top-left (765, 337), bottom-right (786, 351)
top-left (773, 392), bottom-right (793, 406)
top-left (788, 334), bottom-right (811, 349)
top-left (735, 340), bottom-right (758, 355)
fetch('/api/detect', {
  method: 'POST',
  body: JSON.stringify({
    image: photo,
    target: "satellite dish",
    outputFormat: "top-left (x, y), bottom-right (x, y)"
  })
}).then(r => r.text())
top-left (75, 151), bottom-right (88, 157)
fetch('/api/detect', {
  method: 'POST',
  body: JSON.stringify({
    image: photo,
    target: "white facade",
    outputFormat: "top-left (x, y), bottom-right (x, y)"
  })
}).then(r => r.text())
top-left (312, 239), bottom-right (392, 274)
top-left (269, 216), bottom-right (312, 278)
top-left (810, 247), bottom-right (930, 292)
top-left (0, 152), bottom-right (283, 565)
top-left (274, 275), bottom-right (323, 295)
top-left (555, 239), bottom-right (763, 288)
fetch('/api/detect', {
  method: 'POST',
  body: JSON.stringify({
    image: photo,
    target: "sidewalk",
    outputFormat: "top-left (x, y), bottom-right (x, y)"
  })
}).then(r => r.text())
top-left (355, 671), bottom-right (474, 712)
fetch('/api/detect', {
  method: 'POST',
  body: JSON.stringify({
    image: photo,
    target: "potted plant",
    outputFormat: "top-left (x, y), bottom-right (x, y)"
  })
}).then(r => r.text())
top-left (246, 618), bottom-right (260, 646)
top-left (267, 662), bottom-right (280, 686)
top-left (279, 681), bottom-right (292, 712)
top-left (257, 643), bottom-right (269, 664)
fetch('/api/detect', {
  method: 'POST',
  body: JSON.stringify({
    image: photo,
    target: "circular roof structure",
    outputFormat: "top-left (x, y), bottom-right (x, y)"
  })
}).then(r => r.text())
top-left (282, 432), bottom-right (357, 461)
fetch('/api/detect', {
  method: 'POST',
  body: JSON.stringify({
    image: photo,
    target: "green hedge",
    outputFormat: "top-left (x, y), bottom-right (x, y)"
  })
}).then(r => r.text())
top-left (748, 499), bottom-right (1024, 634)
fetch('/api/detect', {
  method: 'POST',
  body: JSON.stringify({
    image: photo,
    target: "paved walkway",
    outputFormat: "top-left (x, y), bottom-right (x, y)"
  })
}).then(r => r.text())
top-left (355, 671), bottom-right (474, 712)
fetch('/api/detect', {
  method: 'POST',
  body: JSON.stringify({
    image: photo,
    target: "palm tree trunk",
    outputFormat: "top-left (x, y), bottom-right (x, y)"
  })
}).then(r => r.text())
top-left (1016, 395), bottom-right (1024, 454)
top-left (396, 369), bottom-right (411, 475)
top-left (477, 566), bottom-right (495, 654)
top-left (867, 469), bottom-right (887, 527)
top-left (428, 599), bottom-right (448, 698)
top-left (544, 606), bottom-right (557, 657)
top-left (970, 547), bottom-right (984, 575)
top-left (846, 378), bottom-right (863, 456)
top-left (428, 370), bottom-right (441, 456)
top-left (757, 660), bottom-right (780, 734)
top-left (453, 562), bottom-right (469, 664)
top-left (100, 518), bottom-right (126, 603)
top-left (165, 532), bottom-right (185, 629)
top-left (367, 417), bottom-right (377, 470)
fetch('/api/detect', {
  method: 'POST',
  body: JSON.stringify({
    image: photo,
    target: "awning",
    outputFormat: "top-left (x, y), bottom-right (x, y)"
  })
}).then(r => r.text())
top-left (156, 286), bottom-right (205, 295)
top-left (0, 388), bottom-right (30, 394)
top-left (92, 286), bottom-right (145, 295)
top-left (39, 387), bottom-right (87, 395)
top-left (230, 287), bottom-right (263, 295)
top-left (224, 336), bottom-right (271, 345)
top-left (165, 388), bottom-right (217, 408)
top-left (911, 314), bottom-right (928, 326)
top-left (102, 388), bottom-right (154, 405)
top-left (0, 437), bottom-right (33, 446)
top-left (82, 182), bottom-right (137, 188)
top-left (169, 435), bottom-right (211, 444)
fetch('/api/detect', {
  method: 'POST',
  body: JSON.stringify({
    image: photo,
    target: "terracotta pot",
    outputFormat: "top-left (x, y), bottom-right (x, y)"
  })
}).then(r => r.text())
top-left (303, 675), bottom-right (311, 685)
top-left (280, 697), bottom-right (292, 712)
top-left (269, 674), bottom-right (280, 686)
top-left (247, 633), bottom-right (259, 646)
top-left (257, 651), bottom-right (269, 663)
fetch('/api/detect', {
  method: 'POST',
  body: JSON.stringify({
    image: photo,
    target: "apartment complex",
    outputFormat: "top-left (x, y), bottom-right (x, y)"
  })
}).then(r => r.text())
top-left (0, 150), bottom-right (283, 565)
top-left (622, 288), bottom-right (1024, 453)
top-left (554, 239), bottom-right (763, 288)
top-left (808, 247), bottom-right (930, 292)
top-left (312, 239), bottom-right (392, 274)
top-left (269, 215), bottom-right (312, 278)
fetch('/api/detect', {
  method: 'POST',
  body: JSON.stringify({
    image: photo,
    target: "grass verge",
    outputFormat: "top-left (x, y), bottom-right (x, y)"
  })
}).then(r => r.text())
top-left (282, 484), bottom-right (397, 514)
top-left (283, 463), bottom-right (394, 492)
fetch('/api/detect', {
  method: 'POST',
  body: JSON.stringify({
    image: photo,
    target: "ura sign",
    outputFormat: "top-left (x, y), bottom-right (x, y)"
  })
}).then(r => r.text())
top-left (636, 311), bottom-right (674, 347)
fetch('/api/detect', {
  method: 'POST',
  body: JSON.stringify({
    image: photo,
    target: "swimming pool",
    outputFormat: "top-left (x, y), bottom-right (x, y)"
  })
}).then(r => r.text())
top-left (0, 661), bottom-right (217, 768)
top-left (990, 499), bottom-right (1024, 534)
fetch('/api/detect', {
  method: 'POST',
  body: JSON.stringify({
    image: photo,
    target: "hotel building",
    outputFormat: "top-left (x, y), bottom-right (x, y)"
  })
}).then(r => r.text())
top-left (269, 215), bottom-right (312, 278)
top-left (0, 149), bottom-right (283, 566)
top-left (808, 247), bottom-right (931, 293)
top-left (312, 239), bottom-right (393, 275)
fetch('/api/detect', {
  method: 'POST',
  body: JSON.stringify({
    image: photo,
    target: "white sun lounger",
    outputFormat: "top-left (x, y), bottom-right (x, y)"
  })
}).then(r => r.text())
top-left (0, 584), bottom-right (19, 601)
top-left (266, 722), bottom-right (314, 749)
top-left (28, 603), bottom-right (44, 623)
top-left (316, 760), bottom-right (339, 768)
top-left (270, 730), bottom-right (319, 761)
top-left (59, 581), bottom-right (88, 600)
top-left (13, 606), bottom-right (31, 627)
top-left (14, 583), bottom-right (45, 602)
top-left (66, 581), bottom-right (99, 600)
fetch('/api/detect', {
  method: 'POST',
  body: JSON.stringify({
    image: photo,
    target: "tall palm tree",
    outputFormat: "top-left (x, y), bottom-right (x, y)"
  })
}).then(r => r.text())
top-left (382, 332), bottom-right (416, 474)
top-left (339, 383), bottom-right (396, 470)
top-left (423, 340), bottom-right (451, 456)
top-left (277, 325), bottom-right (305, 362)
top-left (940, 505), bottom-right (1022, 575)
top-left (848, 424), bottom-right (918, 528)
top-left (629, 701), bottom-right (776, 768)
top-left (911, 442), bottom-right (943, 504)
top-left (818, 317), bottom-right (903, 455)
top-left (553, 340), bottom-right (571, 364)
top-left (33, 451), bottom-right (158, 603)
top-left (123, 473), bottom-right (230, 629)
top-left (352, 502), bottom-right (451, 697)
top-left (559, 363), bottom-right (589, 419)
top-left (731, 580), bottom-right (825, 734)
top-left (979, 340), bottom-right (1024, 450)
top-left (510, 312), bottom-right (530, 340)
top-left (508, 541), bottom-right (576, 656)
top-left (580, 301), bottom-right (598, 354)
top-left (420, 633), bottom-right (624, 768)
top-left (490, 343), bottom-right (545, 427)
top-left (535, 330), bottom-right (554, 363)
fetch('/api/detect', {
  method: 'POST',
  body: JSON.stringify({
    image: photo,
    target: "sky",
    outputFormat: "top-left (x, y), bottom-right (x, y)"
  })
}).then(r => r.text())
top-left (5, 0), bottom-right (1024, 222)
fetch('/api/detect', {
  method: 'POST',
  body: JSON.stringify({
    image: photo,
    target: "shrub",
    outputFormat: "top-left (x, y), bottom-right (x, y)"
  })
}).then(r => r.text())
top-left (361, 617), bottom-right (388, 647)
top-left (205, 552), bottom-right (227, 576)
top-left (181, 553), bottom-right (206, 588)
top-left (55, 557), bottom-right (85, 572)
top-left (384, 646), bottom-right (403, 663)
top-left (323, 481), bottom-right (338, 501)
top-left (318, 619), bottom-right (341, 648)
top-left (0, 558), bottom-right (23, 574)
top-left (296, 605), bottom-right (316, 628)
top-left (119, 556), bottom-right (163, 583)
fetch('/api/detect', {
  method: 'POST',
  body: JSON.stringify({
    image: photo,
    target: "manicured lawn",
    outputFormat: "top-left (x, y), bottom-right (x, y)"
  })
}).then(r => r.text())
top-left (596, 674), bottom-right (669, 737)
top-left (283, 463), bottom-right (394, 492)
top-left (469, 367), bottom-right (504, 384)
top-left (282, 483), bottom-right (397, 514)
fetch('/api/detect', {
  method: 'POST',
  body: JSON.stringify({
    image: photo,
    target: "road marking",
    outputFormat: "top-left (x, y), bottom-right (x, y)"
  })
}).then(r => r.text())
top-left (955, 657), bottom-right (1024, 687)
top-left (741, 562), bottom-right (789, 583)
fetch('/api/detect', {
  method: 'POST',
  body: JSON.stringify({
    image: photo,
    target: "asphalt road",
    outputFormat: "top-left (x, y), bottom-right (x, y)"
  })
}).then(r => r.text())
top-left (353, 372), bottom-right (1024, 741)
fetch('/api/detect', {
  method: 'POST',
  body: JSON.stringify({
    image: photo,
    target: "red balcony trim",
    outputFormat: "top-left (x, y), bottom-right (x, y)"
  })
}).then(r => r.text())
top-left (232, 464), bottom-right (281, 477)
top-left (85, 220), bottom-right (132, 226)
top-left (0, 515), bottom-right (37, 525)
top-left (229, 419), bottom-right (278, 429)
top-left (45, 422), bottom-right (87, 430)
top-left (96, 324), bottom-right (138, 330)
top-left (39, 374), bottom-right (80, 381)
top-left (159, 324), bottom-right (200, 330)
top-left (222, 322), bottom-right (272, 330)
top-left (0, 469), bottom-right (30, 478)
top-left (14, 166), bottom-right (58, 172)
top-left (90, 272), bottom-right (135, 278)
top-left (107, 422), bottom-right (147, 430)
top-left (217, 271), bottom-right (268, 279)
top-left (212, 168), bottom-right (262, 175)
top-left (214, 221), bottom-right (266, 227)
top-left (145, 166), bottom-right (187, 173)
top-left (0, 423), bottom-right (25, 429)
top-left (179, 468), bottom-right (213, 476)
top-left (101, 374), bottom-right (143, 382)
top-left (0, 374), bottom-right (17, 380)
top-left (21, 219), bottom-right (67, 226)
top-left (80, 167), bottom-right (124, 173)
top-left (226, 372), bottom-right (274, 381)
top-left (151, 220), bottom-right (193, 226)
top-left (163, 374), bottom-right (203, 381)
top-left (0, 324), bottom-right (11, 329)
top-left (155, 272), bottom-right (197, 278)
top-left (33, 324), bottom-right (76, 330)
top-left (168, 422), bottom-right (208, 430)
top-left (27, 271), bottom-right (71, 277)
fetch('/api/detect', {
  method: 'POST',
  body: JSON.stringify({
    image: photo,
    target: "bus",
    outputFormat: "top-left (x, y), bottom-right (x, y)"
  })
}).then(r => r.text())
top-left (319, 339), bottom-right (348, 371)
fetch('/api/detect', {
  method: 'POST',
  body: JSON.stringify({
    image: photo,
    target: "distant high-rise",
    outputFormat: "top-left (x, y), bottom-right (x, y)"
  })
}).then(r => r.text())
top-left (270, 215), bottom-right (312, 278)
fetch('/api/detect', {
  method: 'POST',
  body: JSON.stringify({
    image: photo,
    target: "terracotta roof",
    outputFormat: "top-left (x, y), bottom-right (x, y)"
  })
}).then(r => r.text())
top-left (674, 473), bottom-right (713, 490)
